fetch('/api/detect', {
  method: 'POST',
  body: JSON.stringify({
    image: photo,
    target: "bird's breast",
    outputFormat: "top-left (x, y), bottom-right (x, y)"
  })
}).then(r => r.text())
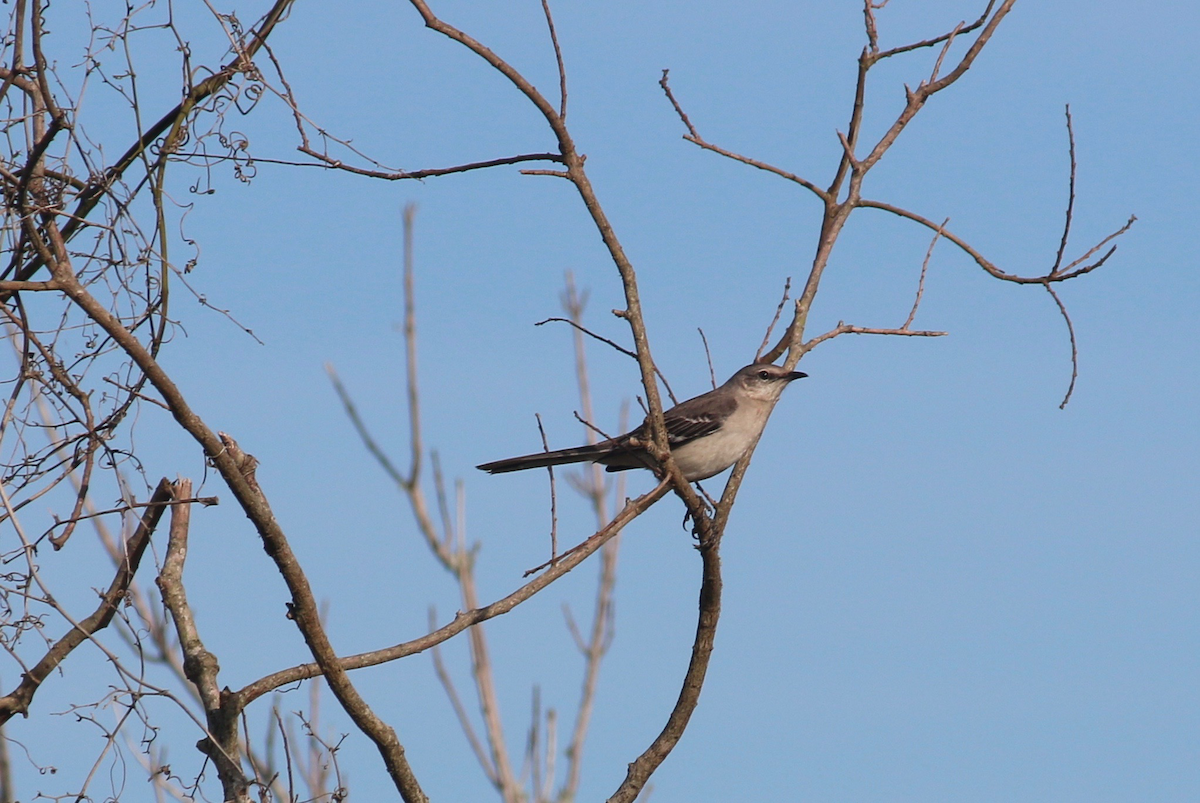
top-left (671, 402), bottom-right (769, 481)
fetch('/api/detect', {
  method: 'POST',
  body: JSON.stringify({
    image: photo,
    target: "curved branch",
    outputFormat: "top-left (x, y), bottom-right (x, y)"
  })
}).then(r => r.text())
top-left (44, 227), bottom-right (428, 800)
top-left (0, 478), bottom-right (172, 725)
top-left (235, 480), bottom-right (669, 707)
top-left (4, 0), bottom-right (299, 288)
top-left (607, 533), bottom-right (721, 803)
top-left (858, 199), bottom-right (1136, 284)
top-left (1044, 283), bottom-right (1079, 409)
top-left (296, 148), bottom-right (565, 180)
top-left (156, 478), bottom-right (249, 801)
top-left (406, 0), bottom-right (697, 513)
top-left (535, 317), bottom-right (678, 404)
top-left (856, 0), bottom-right (1016, 175)
top-left (659, 70), bottom-right (829, 201)
top-left (869, 1), bottom-right (997, 61)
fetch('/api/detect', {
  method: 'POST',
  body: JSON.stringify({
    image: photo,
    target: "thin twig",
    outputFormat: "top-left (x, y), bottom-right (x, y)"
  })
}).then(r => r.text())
top-left (800, 321), bottom-right (947, 358)
top-left (1051, 105), bottom-right (1076, 275)
top-left (903, 218), bottom-right (947, 330)
top-left (929, 21), bottom-right (964, 82)
top-left (573, 410), bottom-right (615, 443)
top-left (860, 199), bottom-right (1136, 284)
top-left (536, 413), bottom-right (559, 562)
top-left (540, 0), bottom-right (568, 120)
top-left (0, 478), bottom-right (173, 725)
top-left (297, 147), bottom-right (565, 180)
top-left (659, 71), bottom-right (829, 201)
top-left (537, 316), bottom-right (636, 360)
top-left (1044, 283), bottom-right (1079, 409)
top-left (428, 608), bottom-right (498, 786)
top-left (236, 481), bottom-right (671, 707)
top-left (870, 0), bottom-right (996, 63)
top-left (755, 278), bottom-right (791, 361)
top-left (43, 494), bottom-right (218, 538)
top-left (519, 168), bottom-right (571, 178)
top-left (536, 317), bottom-right (678, 404)
top-left (157, 479), bottom-right (249, 800)
top-left (698, 329), bottom-right (716, 389)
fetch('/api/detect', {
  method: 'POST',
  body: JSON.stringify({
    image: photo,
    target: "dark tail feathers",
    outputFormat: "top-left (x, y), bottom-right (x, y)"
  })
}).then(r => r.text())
top-left (476, 443), bottom-right (611, 474)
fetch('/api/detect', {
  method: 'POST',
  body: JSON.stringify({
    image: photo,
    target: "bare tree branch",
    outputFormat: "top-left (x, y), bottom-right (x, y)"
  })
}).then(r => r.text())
top-left (0, 478), bottom-right (172, 725)
top-left (660, 71), bottom-right (829, 200)
top-left (236, 481), bottom-right (670, 708)
top-left (1052, 105), bottom-right (1077, 276)
top-left (156, 478), bottom-right (249, 802)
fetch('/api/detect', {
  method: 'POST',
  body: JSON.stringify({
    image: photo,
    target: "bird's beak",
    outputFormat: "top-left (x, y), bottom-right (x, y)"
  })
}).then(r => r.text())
top-left (787, 371), bottom-right (807, 382)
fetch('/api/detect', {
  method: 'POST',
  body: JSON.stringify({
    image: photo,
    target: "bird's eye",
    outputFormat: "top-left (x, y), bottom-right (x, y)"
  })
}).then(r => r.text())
top-left (758, 370), bottom-right (771, 380)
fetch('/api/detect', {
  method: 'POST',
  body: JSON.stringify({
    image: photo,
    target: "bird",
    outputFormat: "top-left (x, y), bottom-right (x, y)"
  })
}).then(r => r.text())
top-left (477, 363), bottom-right (806, 482)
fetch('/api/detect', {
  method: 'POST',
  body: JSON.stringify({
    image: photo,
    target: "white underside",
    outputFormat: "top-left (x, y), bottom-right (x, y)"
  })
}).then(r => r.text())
top-left (670, 399), bottom-right (771, 480)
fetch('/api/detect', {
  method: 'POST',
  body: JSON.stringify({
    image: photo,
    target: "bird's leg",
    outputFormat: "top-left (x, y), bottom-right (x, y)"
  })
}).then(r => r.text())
top-left (681, 483), bottom-right (717, 536)
top-left (695, 482), bottom-right (719, 512)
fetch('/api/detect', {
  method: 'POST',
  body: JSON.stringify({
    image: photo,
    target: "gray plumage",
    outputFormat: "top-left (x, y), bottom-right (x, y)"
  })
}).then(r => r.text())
top-left (477, 363), bottom-right (806, 481)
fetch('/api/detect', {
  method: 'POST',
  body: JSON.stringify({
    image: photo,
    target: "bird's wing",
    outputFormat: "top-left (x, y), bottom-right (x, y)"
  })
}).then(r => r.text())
top-left (596, 397), bottom-right (728, 474)
top-left (659, 388), bottom-right (736, 447)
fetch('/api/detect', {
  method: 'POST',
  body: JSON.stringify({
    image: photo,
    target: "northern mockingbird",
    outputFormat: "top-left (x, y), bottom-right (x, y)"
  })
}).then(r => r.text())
top-left (477, 363), bottom-right (806, 481)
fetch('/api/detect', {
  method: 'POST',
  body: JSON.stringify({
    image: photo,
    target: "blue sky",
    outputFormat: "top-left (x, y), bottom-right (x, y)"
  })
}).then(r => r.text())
top-left (8, 1), bottom-right (1199, 801)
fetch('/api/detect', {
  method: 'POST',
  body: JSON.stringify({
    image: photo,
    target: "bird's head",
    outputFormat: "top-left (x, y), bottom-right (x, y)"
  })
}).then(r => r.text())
top-left (727, 362), bottom-right (807, 402)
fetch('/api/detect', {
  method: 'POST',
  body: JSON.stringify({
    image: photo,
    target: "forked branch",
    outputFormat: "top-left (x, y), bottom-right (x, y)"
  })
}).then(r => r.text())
top-left (0, 478), bottom-right (173, 725)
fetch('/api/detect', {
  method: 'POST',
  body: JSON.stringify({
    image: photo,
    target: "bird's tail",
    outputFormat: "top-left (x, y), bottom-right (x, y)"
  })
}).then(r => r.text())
top-left (476, 443), bottom-right (612, 474)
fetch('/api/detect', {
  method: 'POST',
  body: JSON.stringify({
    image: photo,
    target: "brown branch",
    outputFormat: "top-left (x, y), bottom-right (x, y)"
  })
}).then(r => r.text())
top-left (658, 69), bottom-right (699, 138)
top-left (235, 481), bottom-right (670, 708)
top-left (456, 498), bottom-right (521, 803)
top-left (1052, 106), bottom-right (1078, 275)
top-left (859, 199), bottom-right (1136, 284)
top-left (754, 278), bottom-right (791, 362)
top-left (296, 147), bottom-right (565, 180)
top-left (329, 207), bottom-right (458, 572)
top-left (857, 1), bottom-right (1015, 177)
top-left (536, 413), bottom-right (559, 562)
top-left (394, 209), bottom-right (513, 801)
top-left (608, 515), bottom-right (722, 803)
top-left (928, 21), bottom-right (964, 83)
top-left (698, 329), bottom-right (716, 390)
top-left (540, 0), bottom-right (568, 120)
top-left (863, 0), bottom-right (883, 54)
top-left (870, 1), bottom-right (996, 62)
top-left (1044, 283), bottom-right (1079, 409)
top-left (800, 322), bottom-right (947, 358)
top-left (327, 366), bottom-right (409, 482)
top-left (401, 204), bottom-right (422, 489)
top-left (408, 0), bottom-right (706, 526)
top-left (659, 70), bottom-right (829, 200)
top-left (0, 478), bottom-right (172, 725)
top-left (559, 274), bottom-right (625, 801)
top-left (829, 46), bottom-right (870, 197)
top-left (0, 280), bottom-right (60, 292)
top-left (6, 0), bottom-right (300, 289)
top-left (903, 218), bottom-right (947, 330)
top-left (29, 0), bottom-right (63, 124)
top-left (42, 218), bottom-right (427, 800)
top-left (428, 608), bottom-right (498, 787)
top-left (353, 12), bottom-right (719, 799)
top-left (757, 205), bottom-right (855, 365)
top-left (156, 478), bottom-right (248, 802)
top-left (535, 317), bottom-right (678, 404)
